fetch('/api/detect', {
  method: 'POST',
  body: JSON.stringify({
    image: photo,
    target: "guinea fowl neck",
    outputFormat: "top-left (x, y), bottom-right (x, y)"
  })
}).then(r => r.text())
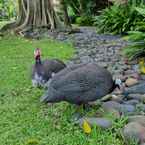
top-left (35, 56), bottom-right (42, 65)
top-left (109, 81), bottom-right (117, 93)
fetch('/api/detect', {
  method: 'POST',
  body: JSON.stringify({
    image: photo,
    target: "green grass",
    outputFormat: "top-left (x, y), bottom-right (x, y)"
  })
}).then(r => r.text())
top-left (0, 34), bottom-right (126, 145)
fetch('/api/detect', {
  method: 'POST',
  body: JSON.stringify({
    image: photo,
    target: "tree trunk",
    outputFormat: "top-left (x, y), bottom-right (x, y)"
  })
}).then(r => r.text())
top-left (61, 0), bottom-right (71, 27)
top-left (0, 0), bottom-right (71, 34)
top-left (79, 0), bottom-right (85, 15)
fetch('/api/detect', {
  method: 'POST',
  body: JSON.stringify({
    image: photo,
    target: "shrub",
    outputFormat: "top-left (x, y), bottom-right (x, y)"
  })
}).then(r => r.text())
top-left (94, 1), bottom-right (145, 34)
top-left (123, 7), bottom-right (145, 59)
top-left (75, 16), bottom-right (94, 26)
top-left (123, 31), bottom-right (145, 60)
top-left (0, 0), bottom-right (16, 21)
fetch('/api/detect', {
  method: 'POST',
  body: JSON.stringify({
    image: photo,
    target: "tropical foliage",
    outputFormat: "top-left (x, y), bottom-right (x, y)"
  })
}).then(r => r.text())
top-left (123, 31), bottom-right (145, 59)
top-left (0, 0), bottom-right (16, 20)
top-left (75, 16), bottom-right (94, 26)
top-left (66, 0), bottom-right (109, 26)
top-left (123, 7), bottom-right (145, 59)
top-left (94, 0), bottom-right (145, 34)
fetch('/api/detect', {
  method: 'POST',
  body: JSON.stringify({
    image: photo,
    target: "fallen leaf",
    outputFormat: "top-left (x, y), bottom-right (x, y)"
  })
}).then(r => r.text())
top-left (82, 119), bottom-right (91, 134)
top-left (139, 59), bottom-right (145, 74)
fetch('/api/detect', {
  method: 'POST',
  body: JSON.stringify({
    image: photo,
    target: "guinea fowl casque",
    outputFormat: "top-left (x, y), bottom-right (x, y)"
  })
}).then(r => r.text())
top-left (32, 48), bottom-right (66, 88)
top-left (40, 63), bottom-right (122, 105)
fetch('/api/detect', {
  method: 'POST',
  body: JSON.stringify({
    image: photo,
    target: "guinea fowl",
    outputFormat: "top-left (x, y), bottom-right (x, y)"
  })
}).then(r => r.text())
top-left (32, 48), bottom-right (66, 88)
top-left (40, 63), bottom-right (122, 105)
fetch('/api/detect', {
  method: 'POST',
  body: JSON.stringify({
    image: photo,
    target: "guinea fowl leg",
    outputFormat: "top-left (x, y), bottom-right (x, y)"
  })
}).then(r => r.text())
top-left (72, 102), bottom-right (102, 121)
top-left (83, 103), bottom-right (92, 112)
top-left (71, 104), bottom-right (91, 121)
top-left (71, 105), bottom-right (84, 121)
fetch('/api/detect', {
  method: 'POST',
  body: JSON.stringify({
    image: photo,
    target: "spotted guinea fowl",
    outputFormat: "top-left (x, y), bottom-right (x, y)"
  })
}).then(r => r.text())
top-left (40, 63), bottom-right (122, 105)
top-left (32, 48), bottom-right (66, 87)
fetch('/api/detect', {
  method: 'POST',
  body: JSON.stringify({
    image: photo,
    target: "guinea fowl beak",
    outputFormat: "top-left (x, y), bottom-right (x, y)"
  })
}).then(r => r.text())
top-left (114, 78), bottom-right (126, 93)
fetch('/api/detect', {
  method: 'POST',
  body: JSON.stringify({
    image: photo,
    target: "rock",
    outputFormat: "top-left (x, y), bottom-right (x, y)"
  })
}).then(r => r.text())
top-left (141, 75), bottom-right (145, 80)
top-left (98, 62), bottom-right (108, 68)
top-left (78, 117), bottom-right (112, 129)
top-left (124, 83), bottom-right (145, 95)
top-left (122, 122), bottom-right (145, 144)
top-left (80, 56), bottom-right (93, 63)
top-left (102, 101), bottom-right (135, 115)
top-left (128, 115), bottom-right (145, 127)
top-left (132, 64), bottom-right (140, 72)
top-left (125, 78), bottom-right (139, 87)
top-left (123, 73), bottom-right (140, 80)
top-left (136, 103), bottom-right (145, 113)
top-left (124, 70), bottom-right (136, 75)
top-left (123, 99), bottom-right (139, 106)
top-left (102, 101), bottom-right (122, 111)
top-left (120, 104), bottom-right (135, 114)
top-left (127, 94), bottom-right (145, 102)
top-left (104, 108), bottom-right (121, 119)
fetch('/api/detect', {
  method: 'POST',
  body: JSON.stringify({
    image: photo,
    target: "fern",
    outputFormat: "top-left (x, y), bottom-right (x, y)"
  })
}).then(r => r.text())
top-left (123, 31), bottom-right (145, 59)
top-left (94, 3), bottom-right (145, 34)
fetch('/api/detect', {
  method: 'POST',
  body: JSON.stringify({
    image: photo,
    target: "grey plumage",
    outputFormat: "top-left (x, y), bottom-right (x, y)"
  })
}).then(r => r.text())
top-left (32, 48), bottom-right (66, 87)
top-left (41, 63), bottom-right (116, 105)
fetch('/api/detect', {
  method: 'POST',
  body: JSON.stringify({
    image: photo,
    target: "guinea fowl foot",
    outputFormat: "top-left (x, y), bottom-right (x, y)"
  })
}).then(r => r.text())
top-left (71, 112), bottom-right (82, 122)
top-left (71, 104), bottom-right (93, 122)
top-left (71, 104), bottom-right (90, 120)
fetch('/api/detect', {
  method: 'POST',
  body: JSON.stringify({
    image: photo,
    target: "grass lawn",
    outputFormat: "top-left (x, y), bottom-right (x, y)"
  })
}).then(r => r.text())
top-left (0, 34), bottom-right (126, 145)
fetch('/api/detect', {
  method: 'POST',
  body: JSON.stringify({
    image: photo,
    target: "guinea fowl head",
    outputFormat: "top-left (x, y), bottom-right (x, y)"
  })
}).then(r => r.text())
top-left (34, 48), bottom-right (41, 64)
top-left (32, 48), bottom-right (44, 87)
top-left (108, 78), bottom-right (123, 94)
top-left (114, 79), bottom-right (122, 89)
top-left (113, 78), bottom-right (125, 94)
top-left (40, 82), bottom-right (64, 103)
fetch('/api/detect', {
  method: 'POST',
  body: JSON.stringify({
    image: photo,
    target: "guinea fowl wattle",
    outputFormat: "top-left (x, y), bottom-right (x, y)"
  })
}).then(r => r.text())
top-left (32, 48), bottom-right (66, 88)
top-left (40, 63), bottom-right (122, 105)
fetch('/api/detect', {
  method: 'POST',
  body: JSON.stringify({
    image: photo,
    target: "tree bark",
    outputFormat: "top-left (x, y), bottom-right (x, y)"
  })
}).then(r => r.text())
top-left (0, 0), bottom-right (71, 34)
top-left (61, 0), bottom-right (71, 27)
top-left (78, 0), bottom-right (85, 15)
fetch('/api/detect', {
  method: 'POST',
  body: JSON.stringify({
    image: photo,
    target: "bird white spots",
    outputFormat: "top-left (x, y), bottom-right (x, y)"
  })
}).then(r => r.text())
top-left (32, 73), bottom-right (44, 87)
top-left (32, 79), bottom-right (38, 87)
top-left (51, 72), bottom-right (55, 77)
top-left (44, 78), bottom-right (52, 88)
